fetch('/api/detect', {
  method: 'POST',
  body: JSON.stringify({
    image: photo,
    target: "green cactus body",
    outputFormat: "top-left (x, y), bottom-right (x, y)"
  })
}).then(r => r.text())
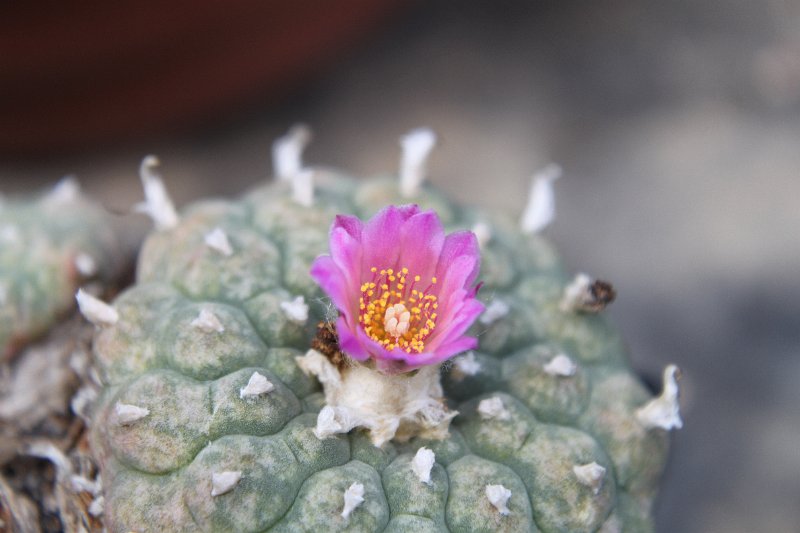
top-left (0, 180), bottom-right (122, 358)
top-left (91, 170), bottom-right (673, 532)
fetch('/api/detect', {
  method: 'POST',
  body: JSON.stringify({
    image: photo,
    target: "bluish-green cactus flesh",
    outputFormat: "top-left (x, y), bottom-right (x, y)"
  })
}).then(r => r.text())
top-left (91, 175), bottom-right (668, 532)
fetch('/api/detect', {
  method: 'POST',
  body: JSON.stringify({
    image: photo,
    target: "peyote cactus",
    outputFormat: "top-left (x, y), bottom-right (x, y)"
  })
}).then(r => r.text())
top-left (0, 178), bottom-right (123, 359)
top-left (88, 130), bottom-right (681, 532)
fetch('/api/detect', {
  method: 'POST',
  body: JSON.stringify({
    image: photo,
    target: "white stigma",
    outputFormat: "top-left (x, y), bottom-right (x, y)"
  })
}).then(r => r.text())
top-left (135, 155), bottom-right (179, 230)
top-left (341, 482), bottom-right (365, 519)
top-left (114, 402), bottom-right (150, 425)
top-left (43, 176), bottom-right (80, 206)
top-left (399, 127), bottom-right (437, 198)
top-left (480, 299), bottom-right (510, 325)
top-left (291, 168), bottom-right (315, 207)
top-left (74, 252), bottom-right (97, 277)
top-left (272, 124), bottom-right (311, 181)
top-left (543, 354), bottom-right (578, 377)
top-left (280, 295), bottom-right (309, 324)
top-left (478, 396), bottom-right (511, 421)
top-left (485, 484), bottom-right (512, 515)
top-left (411, 447), bottom-right (436, 485)
top-left (384, 303), bottom-right (411, 338)
top-left (191, 308), bottom-right (225, 333)
top-left (636, 365), bottom-right (683, 430)
top-left (211, 471), bottom-right (242, 497)
top-left (240, 372), bottom-right (274, 399)
top-left (573, 462), bottom-right (606, 495)
top-left (76, 289), bottom-right (119, 327)
top-left (471, 221), bottom-right (492, 248)
top-left (520, 163), bottom-right (561, 233)
top-left (204, 227), bottom-right (233, 256)
top-left (453, 352), bottom-right (481, 377)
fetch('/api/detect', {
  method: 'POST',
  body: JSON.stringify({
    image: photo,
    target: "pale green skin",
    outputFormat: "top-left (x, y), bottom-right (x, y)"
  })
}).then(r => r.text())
top-left (0, 192), bottom-right (121, 358)
top-left (91, 173), bottom-right (668, 532)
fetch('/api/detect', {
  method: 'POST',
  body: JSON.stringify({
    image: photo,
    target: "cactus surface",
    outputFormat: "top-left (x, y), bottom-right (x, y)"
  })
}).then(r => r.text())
top-left (0, 179), bottom-right (122, 359)
top-left (90, 166), bottom-right (675, 532)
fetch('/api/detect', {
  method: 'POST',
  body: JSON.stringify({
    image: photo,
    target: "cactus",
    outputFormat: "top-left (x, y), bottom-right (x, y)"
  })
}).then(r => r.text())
top-left (88, 130), bottom-right (680, 532)
top-left (0, 178), bottom-right (123, 359)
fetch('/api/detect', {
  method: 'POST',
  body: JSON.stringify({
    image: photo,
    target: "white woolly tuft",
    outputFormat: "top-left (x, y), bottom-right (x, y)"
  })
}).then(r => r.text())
top-left (191, 308), bottom-right (225, 333)
top-left (471, 221), bottom-right (492, 248)
top-left (280, 295), bottom-right (309, 324)
top-left (74, 252), bottom-right (97, 277)
top-left (453, 352), bottom-right (481, 377)
top-left (560, 273), bottom-right (592, 312)
top-left (411, 447), bottom-right (436, 485)
top-left (480, 299), bottom-right (510, 325)
top-left (636, 365), bottom-right (683, 430)
top-left (543, 354), bottom-right (578, 377)
top-left (114, 402), bottom-right (150, 425)
top-left (573, 462), bottom-right (606, 495)
top-left (43, 176), bottom-right (81, 206)
top-left (477, 396), bottom-right (511, 421)
top-left (0, 224), bottom-right (19, 244)
top-left (341, 482), bottom-right (365, 519)
top-left (135, 155), bottom-right (179, 230)
top-left (88, 496), bottom-right (104, 517)
top-left (204, 227), bottom-right (234, 256)
top-left (485, 484), bottom-right (512, 515)
top-left (520, 163), bottom-right (561, 233)
top-left (399, 127), bottom-right (437, 198)
top-left (211, 471), bottom-right (242, 497)
top-left (76, 289), bottom-right (119, 327)
top-left (291, 169), bottom-right (315, 207)
top-left (240, 372), bottom-right (275, 399)
top-left (272, 124), bottom-right (311, 181)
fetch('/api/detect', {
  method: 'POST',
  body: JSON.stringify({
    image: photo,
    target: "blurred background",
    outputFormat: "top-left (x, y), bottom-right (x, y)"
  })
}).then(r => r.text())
top-left (2, 1), bottom-right (799, 531)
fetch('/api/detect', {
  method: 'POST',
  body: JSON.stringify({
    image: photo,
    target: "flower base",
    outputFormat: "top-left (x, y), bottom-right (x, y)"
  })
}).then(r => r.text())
top-left (296, 349), bottom-right (456, 447)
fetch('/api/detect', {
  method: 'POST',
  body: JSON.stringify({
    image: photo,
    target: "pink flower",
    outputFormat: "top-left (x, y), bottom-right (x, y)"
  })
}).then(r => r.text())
top-left (310, 205), bottom-right (484, 373)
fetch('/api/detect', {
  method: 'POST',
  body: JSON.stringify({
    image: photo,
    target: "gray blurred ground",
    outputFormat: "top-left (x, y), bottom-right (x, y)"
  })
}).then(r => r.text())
top-left (2, 1), bottom-right (800, 531)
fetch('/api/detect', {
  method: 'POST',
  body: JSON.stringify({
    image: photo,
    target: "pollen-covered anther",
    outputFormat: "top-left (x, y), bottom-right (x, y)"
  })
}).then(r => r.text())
top-left (204, 227), bottom-right (233, 256)
top-left (340, 482), bottom-right (365, 519)
top-left (359, 266), bottom-right (439, 354)
top-left (636, 365), bottom-right (683, 430)
top-left (485, 484), bottom-right (512, 515)
top-left (478, 396), bottom-right (511, 421)
top-left (211, 471), bottom-right (242, 497)
top-left (573, 462), bottom-right (606, 495)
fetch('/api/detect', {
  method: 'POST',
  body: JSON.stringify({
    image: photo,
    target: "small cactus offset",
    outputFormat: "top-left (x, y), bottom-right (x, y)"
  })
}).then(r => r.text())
top-left (0, 178), bottom-right (123, 359)
top-left (89, 130), bottom-right (680, 532)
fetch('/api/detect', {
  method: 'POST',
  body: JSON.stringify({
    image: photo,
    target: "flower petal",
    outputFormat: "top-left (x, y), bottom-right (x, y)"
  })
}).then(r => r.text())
top-left (310, 256), bottom-right (352, 315)
top-left (397, 210), bottom-right (445, 280)
top-left (361, 205), bottom-right (420, 272)
top-left (435, 231), bottom-right (480, 288)
top-left (335, 316), bottom-right (371, 361)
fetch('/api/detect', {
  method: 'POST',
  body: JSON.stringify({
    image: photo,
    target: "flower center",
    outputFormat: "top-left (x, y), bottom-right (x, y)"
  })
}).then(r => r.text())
top-left (359, 267), bottom-right (438, 353)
